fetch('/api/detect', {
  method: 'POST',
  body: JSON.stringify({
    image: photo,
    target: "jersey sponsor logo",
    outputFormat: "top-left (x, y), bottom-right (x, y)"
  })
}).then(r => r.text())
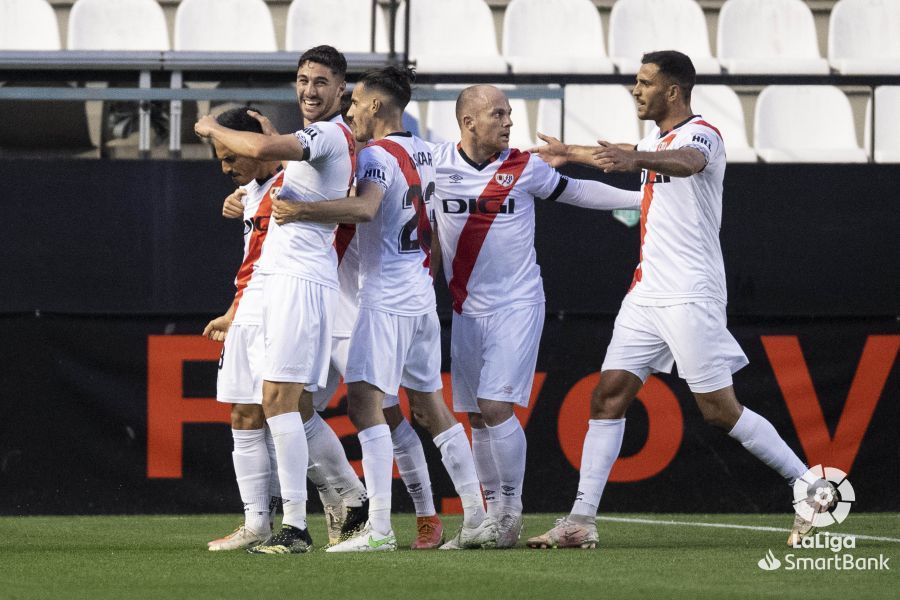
top-left (361, 162), bottom-right (388, 182)
top-left (494, 172), bottom-right (515, 187)
top-left (640, 170), bottom-right (670, 184)
top-left (243, 215), bottom-right (270, 235)
top-left (301, 126), bottom-right (318, 140)
top-left (441, 197), bottom-right (516, 215)
top-left (691, 134), bottom-right (712, 150)
top-left (449, 173), bottom-right (464, 183)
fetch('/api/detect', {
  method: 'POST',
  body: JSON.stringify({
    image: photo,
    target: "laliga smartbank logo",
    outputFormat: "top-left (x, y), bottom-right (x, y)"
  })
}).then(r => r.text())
top-left (757, 466), bottom-right (891, 572)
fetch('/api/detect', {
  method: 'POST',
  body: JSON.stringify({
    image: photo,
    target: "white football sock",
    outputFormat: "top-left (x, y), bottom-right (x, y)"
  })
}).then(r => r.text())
top-left (391, 419), bottom-right (436, 517)
top-left (264, 426), bottom-right (281, 499)
top-left (471, 425), bottom-right (501, 518)
top-left (307, 461), bottom-right (342, 507)
top-left (359, 424), bottom-right (394, 535)
top-left (266, 412), bottom-right (308, 530)
top-left (232, 428), bottom-right (271, 534)
top-left (487, 415), bottom-right (527, 516)
top-left (728, 407), bottom-right (807, 483)
top-left (303, 412), bottom-right (367, 507)
top-left (571, 418), bottom-right (625, 521)
top-left (434, 423), bottom-right (486, 528)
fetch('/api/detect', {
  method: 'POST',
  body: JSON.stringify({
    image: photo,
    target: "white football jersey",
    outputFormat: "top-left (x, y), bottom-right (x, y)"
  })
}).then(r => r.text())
top-left (333, 223), bottom-right (360, 337)
top-left (628, 115), bottom-right (727, 306)
top-left (431, 143), bottom-right (565, 316)
top-left (255, 116), bottom-right (355, 288)
top-left (232, 169), bottom-right (283, 325)
top-left (355, 132), bottom-right (436, 316)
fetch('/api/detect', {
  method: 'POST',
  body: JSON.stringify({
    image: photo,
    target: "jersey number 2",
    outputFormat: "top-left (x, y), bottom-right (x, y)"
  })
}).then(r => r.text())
top-left (398, 181), bottom-right (434, 254)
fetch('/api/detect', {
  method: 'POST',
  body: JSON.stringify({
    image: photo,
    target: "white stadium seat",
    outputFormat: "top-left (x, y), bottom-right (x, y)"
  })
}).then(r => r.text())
top-left (403, 100), bottom-right (423, 138)
top-left (717, 0), bottom-right (829, 74)
top-left (175, 0), bottom-right (276, 51)
top-left (286, 0), bottom-right (389, 53)
top-left (690, 85), bottom-right (757, 162)
top-left (396, 0), bottom-right (508, 74)
top-left (754, 86), bottom-right (867, 163)
top-left (502, 0), bottom-right (614, 74)
top-left (68, 0), bottom-right (169, 50)
top-left (828, 0), bottom-right (900, 75)
top-left (865, 87), bottom-right (900, 163)
top-left (425, 86), bottom-right (532, 149)
top-left (0, 0), bottom-right (60, 50)
top-left (607, 0), bottom-right (720, 75)
top-left (537, 85), bottom-right (640, 146)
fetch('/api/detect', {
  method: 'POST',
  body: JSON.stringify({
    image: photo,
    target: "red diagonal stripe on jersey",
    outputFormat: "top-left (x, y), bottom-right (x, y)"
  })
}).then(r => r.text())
top-left (694, 119), bottom-right (723, 141)
top-left (334, 223), bottom-right (356, 264)
top-left (336, 122), bottom-right (357, 190)
top-left (448, 149), bottom-right (530, 313)
top-left (233, 171), bottom-right (284, 309)
top-left (369, 138), bottom-right (433, 271)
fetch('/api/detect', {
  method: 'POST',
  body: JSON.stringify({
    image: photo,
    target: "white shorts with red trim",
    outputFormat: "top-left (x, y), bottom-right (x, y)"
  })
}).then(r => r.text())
top-left (601, 297), bottom-right (749, 393)
top-left (261, 274), bottom-right (335, 389)
top-left (345, 308), bottom-right (443, 396)
top-left (216, 323), bottom-right (264, 404)
top-left (450, 303), bottom-right (544, 413)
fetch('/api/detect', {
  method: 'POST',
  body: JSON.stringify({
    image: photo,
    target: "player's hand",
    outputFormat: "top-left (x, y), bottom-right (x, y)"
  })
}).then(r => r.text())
top-left (592, 140), bottom-right (639, 173)
top-left (223, 189), bottom-right (246, 219)
top-left (526, 133), bottom-right (569, 168)
top-left (194, 114), bottom-right (218, 139)
top-left (202, 314), bottom-right (232, 342)
top-left (271, 197), bottom-right (306, 225)
top-left (247, 110), bottom-right (279, 136)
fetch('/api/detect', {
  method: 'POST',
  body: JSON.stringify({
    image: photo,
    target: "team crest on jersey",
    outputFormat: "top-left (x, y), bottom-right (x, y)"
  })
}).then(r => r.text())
top-left (494, 173), bottom-right (515, 187)
top-left (269, 186), bottom-right (281, 199)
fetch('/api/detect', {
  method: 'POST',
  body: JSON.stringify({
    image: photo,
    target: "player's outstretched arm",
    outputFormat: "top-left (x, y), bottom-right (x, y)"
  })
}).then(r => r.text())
top-left (527, 133), bottom-right (602, 168)
top-left (593, 142), bottom-right (706, 177)
top-left (271, 180), bottom-right (385, 225)
top-left (195, 115), bottom-right (306, 162)
top-left (202, 301), bottom-right (236, 342)
top-left (553, 177), bottom-right (641, 211)
top-left (222, 188), bottom-right (246, 219)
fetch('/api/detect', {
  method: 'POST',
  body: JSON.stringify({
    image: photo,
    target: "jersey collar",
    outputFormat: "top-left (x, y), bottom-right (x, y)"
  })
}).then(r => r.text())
top-left (457, 143), bottom-right (501, 171)
top-left (658, 114), bottom-right (701, 138)
top-left (386, 131), bottom-right (413, 138)
top-left (255, 164), bottom-right (283, 186)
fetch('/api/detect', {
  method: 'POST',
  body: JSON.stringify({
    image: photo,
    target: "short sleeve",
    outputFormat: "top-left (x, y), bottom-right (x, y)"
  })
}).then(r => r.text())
top-left (674, 123), bottom-right (722, 165)
top-left (293, 121), bottom-right (343, 163)
top-left (526, 154), bottom-right (566, 201)
top-left (356, 145), bottom-right (394, 192)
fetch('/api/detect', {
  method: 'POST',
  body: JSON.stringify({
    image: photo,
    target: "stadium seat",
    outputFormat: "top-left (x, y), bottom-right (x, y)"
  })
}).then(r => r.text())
top-left (286, 0), bottom-right (389, 53)
top-left (828, 0), bottom-right (900, 75)
top-left (717, 0), bottom-right (829, 74)
top-left (865, 87), bottom-right (900, 163)
top-left (0, 0), bottom-right (60, 50)
top-left (174, 0), bottom-right (276, 51)
top-left (501, 0), bottom-right (614, 74)
top-left (68, 0), bottom-right (169, 50)
top-left (536, 85), bottom-right (640, 146)
top-left (690, 85), bottom-right (757, 163)
top-left (754, 86), bottom-right (867, 163)
top-left (607, 0), bottom-right (720, 75)
top-left (395, 0), bottom-right (509, 74)
top-left (425, 86), bottom-right (532, 149)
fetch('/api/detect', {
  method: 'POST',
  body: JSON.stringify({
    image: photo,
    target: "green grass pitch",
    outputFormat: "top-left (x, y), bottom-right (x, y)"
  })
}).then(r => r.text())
top-left (1, 513), bottom-right (897, 599)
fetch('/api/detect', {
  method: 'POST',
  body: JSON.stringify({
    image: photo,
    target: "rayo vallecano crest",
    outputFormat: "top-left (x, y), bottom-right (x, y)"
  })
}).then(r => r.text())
top-left (494, 172), bottom-right (515, 187)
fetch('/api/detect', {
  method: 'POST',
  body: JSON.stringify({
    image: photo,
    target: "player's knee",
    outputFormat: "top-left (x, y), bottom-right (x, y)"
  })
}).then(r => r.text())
top-left (589, 386), bottom-right (629, 419)
top-left (231, 404), bottom-right (265, 429)
top-left (469, 412), bottom-right (486, 429)
top-left (382, 404), bottom-right (405, 429)
top-left (477, 400), bottom-right (514, 427)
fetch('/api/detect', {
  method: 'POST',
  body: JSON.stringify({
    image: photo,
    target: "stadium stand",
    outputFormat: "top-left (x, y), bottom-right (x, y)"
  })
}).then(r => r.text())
top-left (690, 85), bottom-right (757, 163)
top-left (828, 0), bottom-right (900, 75)
top-left (607, 0), bottom-right (720, 75)
top-left (285, 0), bottom-right (389, 53)
top-left (0, 0), bottom-right (60, 50)
top-left (754, 85), bottom-right (867, 163)
top-left (865, 87), bottom-right (900, 163)
top-left (717, 0), bottom-right (829, 74)
top-left (174, 0), bottom-right (277, 51)
top-left (395, 0), bottom-right (509, 74)
top-left (536, 84), bottom-right (640, 146)
top-left (502, 0), bottom-right (614, 74)
top-left (67, 0), bottom-right (169, 50)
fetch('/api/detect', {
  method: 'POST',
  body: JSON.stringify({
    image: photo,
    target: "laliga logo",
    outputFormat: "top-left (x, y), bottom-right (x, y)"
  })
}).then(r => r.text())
top-left (793, 465), bottom-right (855, 527)
top-left (758, 549), bottom-right (782, 571)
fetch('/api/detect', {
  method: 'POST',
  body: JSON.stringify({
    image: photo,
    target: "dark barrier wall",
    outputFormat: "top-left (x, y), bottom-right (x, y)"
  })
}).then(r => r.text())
top-left (2, 160), bottom-right (898, 316)
top-left (0, 314), bottom-right (897, 515)
top-left (0, 160), bottom-right (898, 515)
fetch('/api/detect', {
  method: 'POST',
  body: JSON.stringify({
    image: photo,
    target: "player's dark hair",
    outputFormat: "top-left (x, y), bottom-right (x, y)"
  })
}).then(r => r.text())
top-left (340, 90), bottom-right (353, 119)
top-left (641, 50), bottom-right (696, 101)
top-left (298, 45), bottom-right (347, 78)
top-left (357, 66), bottom-right (416, 111)
top-left (215, 106), bottom-right (265, 133)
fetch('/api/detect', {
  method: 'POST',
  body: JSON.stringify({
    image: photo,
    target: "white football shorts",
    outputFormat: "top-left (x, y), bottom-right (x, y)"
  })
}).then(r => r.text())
top-left (261, 273), bottom-right (335, 389)
top-left (601, 297), bottom-right (749, 393)
top-left (216, 323), bottom-right (265, 404)
top-left (450, 303), bottom-right (545, 413)
top-left (345, 308), bottom-right (443, 396)
top-left (310, 333), bottom-right (402, 410)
